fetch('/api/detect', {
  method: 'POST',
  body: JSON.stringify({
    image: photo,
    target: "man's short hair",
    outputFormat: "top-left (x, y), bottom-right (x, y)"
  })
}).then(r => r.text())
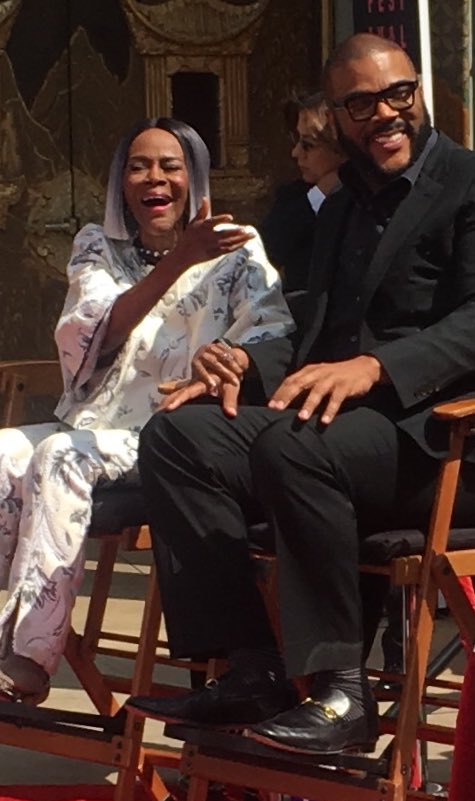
top-left (322, 33), bottom-right (417, 100)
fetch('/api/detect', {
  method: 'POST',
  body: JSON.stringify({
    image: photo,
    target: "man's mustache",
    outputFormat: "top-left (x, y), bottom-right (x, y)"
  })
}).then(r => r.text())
top-left (369, 120), bottom-right (413, 138)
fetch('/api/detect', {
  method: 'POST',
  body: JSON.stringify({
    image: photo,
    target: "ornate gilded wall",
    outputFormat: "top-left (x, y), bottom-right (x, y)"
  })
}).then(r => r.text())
top-left (430, 0), bottom-right (472, 145)
top-left (0, 0), bottom-right (322, 361)
top-left (0, 0), bottom-right (145, 360)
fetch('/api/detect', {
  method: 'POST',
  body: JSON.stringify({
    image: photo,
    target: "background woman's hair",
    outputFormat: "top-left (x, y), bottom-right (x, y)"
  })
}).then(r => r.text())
top-left (104, 117), bottom-right (211, 240)
top-left (284, 90), bottom-right (341, 152)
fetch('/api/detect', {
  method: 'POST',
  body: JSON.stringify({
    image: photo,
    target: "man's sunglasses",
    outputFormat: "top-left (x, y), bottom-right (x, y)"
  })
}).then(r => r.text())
top-left (331, 80), bottom-right (419, 122)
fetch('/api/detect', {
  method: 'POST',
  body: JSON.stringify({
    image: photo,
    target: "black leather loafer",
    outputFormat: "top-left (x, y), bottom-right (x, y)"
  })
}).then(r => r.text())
top-left (246, 687), bottom-right (379, 754)
top-left (126, 670), bottom-right (298, 728)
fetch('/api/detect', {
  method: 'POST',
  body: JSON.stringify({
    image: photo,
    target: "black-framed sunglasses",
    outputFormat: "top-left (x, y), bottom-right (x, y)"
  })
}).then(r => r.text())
top-left (289, 132), bottom-right (325, 152)
top-left (332, 80), bottom-right (419, 122)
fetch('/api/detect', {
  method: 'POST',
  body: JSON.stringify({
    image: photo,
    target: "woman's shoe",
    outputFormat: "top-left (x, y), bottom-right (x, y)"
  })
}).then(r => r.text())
top-left (0, 651), bottom-right (50, 705)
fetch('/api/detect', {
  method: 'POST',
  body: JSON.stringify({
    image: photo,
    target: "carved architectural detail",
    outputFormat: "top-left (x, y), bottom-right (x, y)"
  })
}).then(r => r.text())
top-left (121, 0), bottom-right (269, 191)
top-left (121, 0), bottom-right (270, 49)
top-left (0, 0), bottom-right (22, 50)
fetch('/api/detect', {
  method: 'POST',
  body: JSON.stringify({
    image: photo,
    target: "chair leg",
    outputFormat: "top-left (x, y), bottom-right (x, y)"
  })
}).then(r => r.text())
top-left (64, 536), bottom-right (121, 716)
top-left (81, 537), bottom-right (120, 654)
top-left (114, 561), bottom-right (170, 801)
top-left (187, 776), bottom-right (210, 801)
top-left (432, 556), bottom-right (475, 650)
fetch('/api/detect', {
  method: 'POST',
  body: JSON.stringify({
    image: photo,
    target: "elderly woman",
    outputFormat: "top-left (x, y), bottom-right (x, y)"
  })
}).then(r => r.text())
top-left (0, 118), bottom-right (293, 703)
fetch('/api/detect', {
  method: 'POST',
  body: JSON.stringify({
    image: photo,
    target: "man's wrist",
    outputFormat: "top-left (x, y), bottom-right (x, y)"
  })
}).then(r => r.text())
top-left (362, 354), bottom-right (390, 385)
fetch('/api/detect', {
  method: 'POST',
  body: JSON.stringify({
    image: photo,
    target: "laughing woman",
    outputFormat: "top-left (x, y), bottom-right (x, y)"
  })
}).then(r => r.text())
top-left (0, 118), bottom-right (293, 703)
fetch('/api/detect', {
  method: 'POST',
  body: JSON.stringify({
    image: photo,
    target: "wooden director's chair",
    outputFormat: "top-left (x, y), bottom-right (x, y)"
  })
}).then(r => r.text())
top-left (0, 359), bottom-right (221, 801)
top-left (162, 398), bottom-right (475, 801)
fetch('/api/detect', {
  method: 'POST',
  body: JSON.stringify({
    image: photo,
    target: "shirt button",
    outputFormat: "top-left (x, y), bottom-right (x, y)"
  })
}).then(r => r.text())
top-left (355, 295), bottom-right (361, 303)
top-left (350, 335), bottom-right (357, 343)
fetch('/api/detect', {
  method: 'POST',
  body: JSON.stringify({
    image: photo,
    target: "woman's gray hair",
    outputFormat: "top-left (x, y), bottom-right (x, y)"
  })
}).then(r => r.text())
top-left (103, 117), bottom-right (211, 240)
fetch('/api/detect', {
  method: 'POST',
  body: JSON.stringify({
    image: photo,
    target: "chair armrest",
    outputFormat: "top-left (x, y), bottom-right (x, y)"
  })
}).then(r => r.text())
top-left (432, 398), bottom-right (475, 421)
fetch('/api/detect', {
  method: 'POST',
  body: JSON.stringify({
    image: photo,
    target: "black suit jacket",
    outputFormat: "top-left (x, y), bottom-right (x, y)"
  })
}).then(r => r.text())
top-left (247, 132), bottom-right (475, 459)
top-left (259, 179), bottom-right (317, 292)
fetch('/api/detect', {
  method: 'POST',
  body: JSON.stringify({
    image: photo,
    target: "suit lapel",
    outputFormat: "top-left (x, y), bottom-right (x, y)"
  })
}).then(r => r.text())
top-left (359, 166), bottom-right (445, 315)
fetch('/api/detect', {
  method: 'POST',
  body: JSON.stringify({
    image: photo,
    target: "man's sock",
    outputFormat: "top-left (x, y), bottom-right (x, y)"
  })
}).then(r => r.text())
top-left (229, 645), bottom-right (287, 686)
top-left (311, 667), bottom-right (370, 719)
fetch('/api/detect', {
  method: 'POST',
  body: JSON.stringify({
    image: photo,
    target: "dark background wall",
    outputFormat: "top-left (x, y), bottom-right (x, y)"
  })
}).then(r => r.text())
top-left (0, 0), bottom-right (321, 360)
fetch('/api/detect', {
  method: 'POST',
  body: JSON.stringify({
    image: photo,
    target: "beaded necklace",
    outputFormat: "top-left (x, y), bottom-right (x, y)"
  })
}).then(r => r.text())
top-left (134, 231), bottom-right (178, 265)
top-left (134, 238), bottom-right (171, 265)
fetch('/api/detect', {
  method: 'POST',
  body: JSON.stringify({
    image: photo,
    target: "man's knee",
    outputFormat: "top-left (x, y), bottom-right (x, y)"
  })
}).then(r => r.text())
top-left (139, 406), bottom-right (221, 470)
top-left (250, 416), bottom-right (328, 486)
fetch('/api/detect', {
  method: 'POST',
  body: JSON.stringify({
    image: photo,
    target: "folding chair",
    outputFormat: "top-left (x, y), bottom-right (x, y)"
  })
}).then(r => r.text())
top-left (0, 359), bottom-right (219, 800)
top-left (164, 397), bottom-right (475, 801)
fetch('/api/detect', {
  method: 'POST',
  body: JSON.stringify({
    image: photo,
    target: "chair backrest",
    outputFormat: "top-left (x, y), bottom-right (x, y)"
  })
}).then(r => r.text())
top-left (0, 360), bottom-right (63, 427)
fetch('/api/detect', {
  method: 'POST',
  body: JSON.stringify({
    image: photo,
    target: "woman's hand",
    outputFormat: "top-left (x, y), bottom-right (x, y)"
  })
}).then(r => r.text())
top-left (173, 198), bottom-right (254, 268)
top-left (159, 374), bottom-right (243, 418)
top-left (191, 342), bottom-right (249, 392)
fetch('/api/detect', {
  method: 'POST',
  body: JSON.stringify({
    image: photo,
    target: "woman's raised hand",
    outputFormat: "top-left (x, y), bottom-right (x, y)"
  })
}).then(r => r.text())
top-left (173, 197), bottom-right (254, 267)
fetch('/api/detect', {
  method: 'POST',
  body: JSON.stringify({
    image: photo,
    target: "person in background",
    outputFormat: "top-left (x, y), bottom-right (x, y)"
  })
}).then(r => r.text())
top-left (0, 117), bottom-right (293, 704)
top-left (260, 90), bottom-right (345, 292)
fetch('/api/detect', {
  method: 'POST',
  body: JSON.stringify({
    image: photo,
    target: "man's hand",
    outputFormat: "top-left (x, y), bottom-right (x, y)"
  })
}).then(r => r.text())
top-left (192, 343), bottom-right (249, 392)
top-left (268, 355), bottom-right (386, 424)
top-left (159, 375), bottom-right (242, 417)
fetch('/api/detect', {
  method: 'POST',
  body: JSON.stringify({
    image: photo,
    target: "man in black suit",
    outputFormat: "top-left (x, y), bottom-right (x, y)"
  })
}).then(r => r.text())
top-left (127, 33), bottom-right (475, 755)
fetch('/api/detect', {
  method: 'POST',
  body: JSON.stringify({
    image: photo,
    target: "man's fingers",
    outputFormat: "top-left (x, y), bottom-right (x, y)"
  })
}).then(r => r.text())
top-left (319, 394), bottom-right (345, 425)
top-left (268, 375), bottom-right (308, 410)
top-left (297, 387), bottom-right (325, 421)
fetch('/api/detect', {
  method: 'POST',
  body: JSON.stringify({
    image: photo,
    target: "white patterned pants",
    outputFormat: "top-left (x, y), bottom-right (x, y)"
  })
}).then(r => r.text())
top-left (0, 422), bottom-right (139, 676)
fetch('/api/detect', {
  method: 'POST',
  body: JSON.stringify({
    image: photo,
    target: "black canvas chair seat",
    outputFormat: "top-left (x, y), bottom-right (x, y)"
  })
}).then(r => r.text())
top-left (90, 491), bottom-right (475, 567)
top-left (360, 527), bottom-right (475, 564)
top-left (90, 484), bottom-right (146, 533)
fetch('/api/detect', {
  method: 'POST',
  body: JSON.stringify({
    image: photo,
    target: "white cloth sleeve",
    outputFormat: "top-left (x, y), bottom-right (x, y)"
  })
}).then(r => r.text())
top-left (222, 227), bottom-right (295, 345)
top-left (55, 224), bottom-right (127, 394)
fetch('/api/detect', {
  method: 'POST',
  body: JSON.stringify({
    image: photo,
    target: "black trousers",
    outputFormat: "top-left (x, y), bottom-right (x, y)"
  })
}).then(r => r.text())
top-left (138, 403), bottom-right (475, 677)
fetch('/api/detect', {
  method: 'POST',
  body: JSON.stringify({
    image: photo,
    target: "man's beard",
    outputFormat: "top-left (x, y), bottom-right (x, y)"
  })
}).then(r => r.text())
top-left (335, 104), bottom-right (432, 184)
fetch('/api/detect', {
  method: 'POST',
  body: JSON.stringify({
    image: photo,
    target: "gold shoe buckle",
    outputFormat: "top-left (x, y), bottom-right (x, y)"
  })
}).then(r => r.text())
top-left (302, 697), bottom-right (339, 721)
